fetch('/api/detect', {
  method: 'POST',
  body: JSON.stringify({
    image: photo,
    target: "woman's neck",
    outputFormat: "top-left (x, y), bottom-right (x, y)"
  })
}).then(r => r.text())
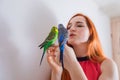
top-left (73, 43), bottom-right (88, 57)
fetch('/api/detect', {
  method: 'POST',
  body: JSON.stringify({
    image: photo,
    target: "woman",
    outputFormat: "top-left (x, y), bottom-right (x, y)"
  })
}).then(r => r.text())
top-left (47, 13), bottom-right (119, 80)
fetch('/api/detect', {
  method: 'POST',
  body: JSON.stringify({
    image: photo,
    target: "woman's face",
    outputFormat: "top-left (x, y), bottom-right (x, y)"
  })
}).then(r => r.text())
top-left (67, 16), bottom-right (90, 46)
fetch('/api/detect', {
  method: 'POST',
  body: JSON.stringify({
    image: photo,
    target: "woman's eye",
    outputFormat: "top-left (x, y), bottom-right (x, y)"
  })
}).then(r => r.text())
top-left (77, 25), bottom-right (83, 27)
top-left (67, 25), bottom-right (71, 30)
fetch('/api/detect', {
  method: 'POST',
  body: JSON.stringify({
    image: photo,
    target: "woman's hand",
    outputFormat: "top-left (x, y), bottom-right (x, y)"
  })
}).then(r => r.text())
top-left (47, 44), bottom-right (78, 70)
top-left (47, 45), bottom-right (62, 73)
top-left (47, 45), bottom-right (80, 80)
top-left (63, 45), bottom-right (78, 69)
top-left (47, 44), bottom-right (78, 73)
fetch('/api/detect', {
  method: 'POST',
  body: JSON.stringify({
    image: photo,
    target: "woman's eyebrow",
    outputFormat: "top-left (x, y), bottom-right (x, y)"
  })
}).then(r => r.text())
top-left (68, 21), bottom-right (84, 25)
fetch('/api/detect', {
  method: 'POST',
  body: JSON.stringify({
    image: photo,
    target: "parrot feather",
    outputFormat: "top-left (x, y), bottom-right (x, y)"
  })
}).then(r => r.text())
top-left (58, 24), bottom-right (68, 69)
top-left (38, 26), bottom-right (58, 65)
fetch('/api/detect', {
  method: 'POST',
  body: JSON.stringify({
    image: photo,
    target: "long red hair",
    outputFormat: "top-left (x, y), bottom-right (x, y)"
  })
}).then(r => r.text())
top-left (67, 13), bottom-right (106, 63)
top-left (61, 13), bottom-right (106, 80)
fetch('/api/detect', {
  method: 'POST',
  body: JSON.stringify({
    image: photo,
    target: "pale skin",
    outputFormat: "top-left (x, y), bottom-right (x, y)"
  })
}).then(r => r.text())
top-left (47, 16), bottom-right (119, 80)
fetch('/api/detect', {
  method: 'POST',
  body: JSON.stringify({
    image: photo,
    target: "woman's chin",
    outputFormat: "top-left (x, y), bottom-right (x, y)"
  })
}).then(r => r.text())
top-left (68, 41), bottom-right (76, 45)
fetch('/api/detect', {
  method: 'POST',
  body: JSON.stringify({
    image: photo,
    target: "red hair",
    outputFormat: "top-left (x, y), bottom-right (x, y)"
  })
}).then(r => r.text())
top-left (67, 13), bottom-right (106, 63)
top-left (61, 13), bottom-right (106, 80)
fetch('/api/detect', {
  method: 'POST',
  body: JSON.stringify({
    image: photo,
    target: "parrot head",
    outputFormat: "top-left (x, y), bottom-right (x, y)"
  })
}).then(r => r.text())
top-left (52, 26), bottom-right (58, 33)
top-left (58, 24), bottom-right (64, 29)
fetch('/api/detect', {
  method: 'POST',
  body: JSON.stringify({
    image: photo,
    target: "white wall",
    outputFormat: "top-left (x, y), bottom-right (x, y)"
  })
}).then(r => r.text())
top-left (0, 0), bottom-right (112, 80)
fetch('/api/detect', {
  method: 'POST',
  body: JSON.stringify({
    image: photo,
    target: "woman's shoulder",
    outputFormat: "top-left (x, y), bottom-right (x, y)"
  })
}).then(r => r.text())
top-left (100, 58), bottom-right (119, 78)
top-left (101, 58), bottom-right (117, 68)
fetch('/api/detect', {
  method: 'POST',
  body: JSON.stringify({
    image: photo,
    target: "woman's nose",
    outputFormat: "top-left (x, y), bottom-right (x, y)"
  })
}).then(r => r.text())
top-left (69, 26), bottom-right (76, 31)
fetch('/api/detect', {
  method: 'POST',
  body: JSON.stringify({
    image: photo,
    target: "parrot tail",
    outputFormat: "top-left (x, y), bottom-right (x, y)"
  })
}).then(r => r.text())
top-left (60, 45), bottom-right (64, 69)
top-left (60, 52), bottom-right (64, 69)
top-left (38, 42), bottom-right (44, 49)
top-left (40, 49), bottom-right (46, 66)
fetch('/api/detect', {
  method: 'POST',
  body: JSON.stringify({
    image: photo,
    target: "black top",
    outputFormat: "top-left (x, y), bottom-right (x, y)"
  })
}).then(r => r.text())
top-left (77, 56), bottom-right (89, 62)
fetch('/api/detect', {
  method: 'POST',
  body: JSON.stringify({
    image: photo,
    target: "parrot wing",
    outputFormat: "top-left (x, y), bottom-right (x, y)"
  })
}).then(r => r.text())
top-left (38, 30), bottom-right (56, 49)
top-left (58, 24), bottom-right (68, 69)
top-left (39, 26), bottom-right (58, 65)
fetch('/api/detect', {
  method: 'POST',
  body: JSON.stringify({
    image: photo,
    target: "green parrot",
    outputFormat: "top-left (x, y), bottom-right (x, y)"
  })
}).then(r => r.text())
top-left (38, 26), bottom-right (58, 65)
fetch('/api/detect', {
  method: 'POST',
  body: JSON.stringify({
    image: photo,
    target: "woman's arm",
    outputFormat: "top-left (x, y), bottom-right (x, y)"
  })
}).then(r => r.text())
top-left (47, 45), bottom-right (88, 80)
top-left (63, 45), bottom-right (88, 80)
top-left (66, 59), bottom-right (88, 80)
top-left (50, 70), bottom-right (62, 80)
top-left (98, 58), bottom-right (119, 80)
top-left (47, 46), bottom-right (63, 80)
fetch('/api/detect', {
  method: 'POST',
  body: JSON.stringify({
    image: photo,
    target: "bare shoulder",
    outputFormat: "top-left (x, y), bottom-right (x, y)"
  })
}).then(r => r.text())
top-left (99, 58), bottom-right (119, 80)
top-left (101, 58), bottom-right (117, 69)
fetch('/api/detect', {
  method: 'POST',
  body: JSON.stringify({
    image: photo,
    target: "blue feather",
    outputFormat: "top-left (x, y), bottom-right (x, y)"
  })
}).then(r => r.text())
top-left (58, 24), bottom-right (68, 69)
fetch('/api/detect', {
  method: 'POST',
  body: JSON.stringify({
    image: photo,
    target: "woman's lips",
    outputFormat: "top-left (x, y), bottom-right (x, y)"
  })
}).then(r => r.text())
top-left (69, 34), bottom-right (76, 37)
